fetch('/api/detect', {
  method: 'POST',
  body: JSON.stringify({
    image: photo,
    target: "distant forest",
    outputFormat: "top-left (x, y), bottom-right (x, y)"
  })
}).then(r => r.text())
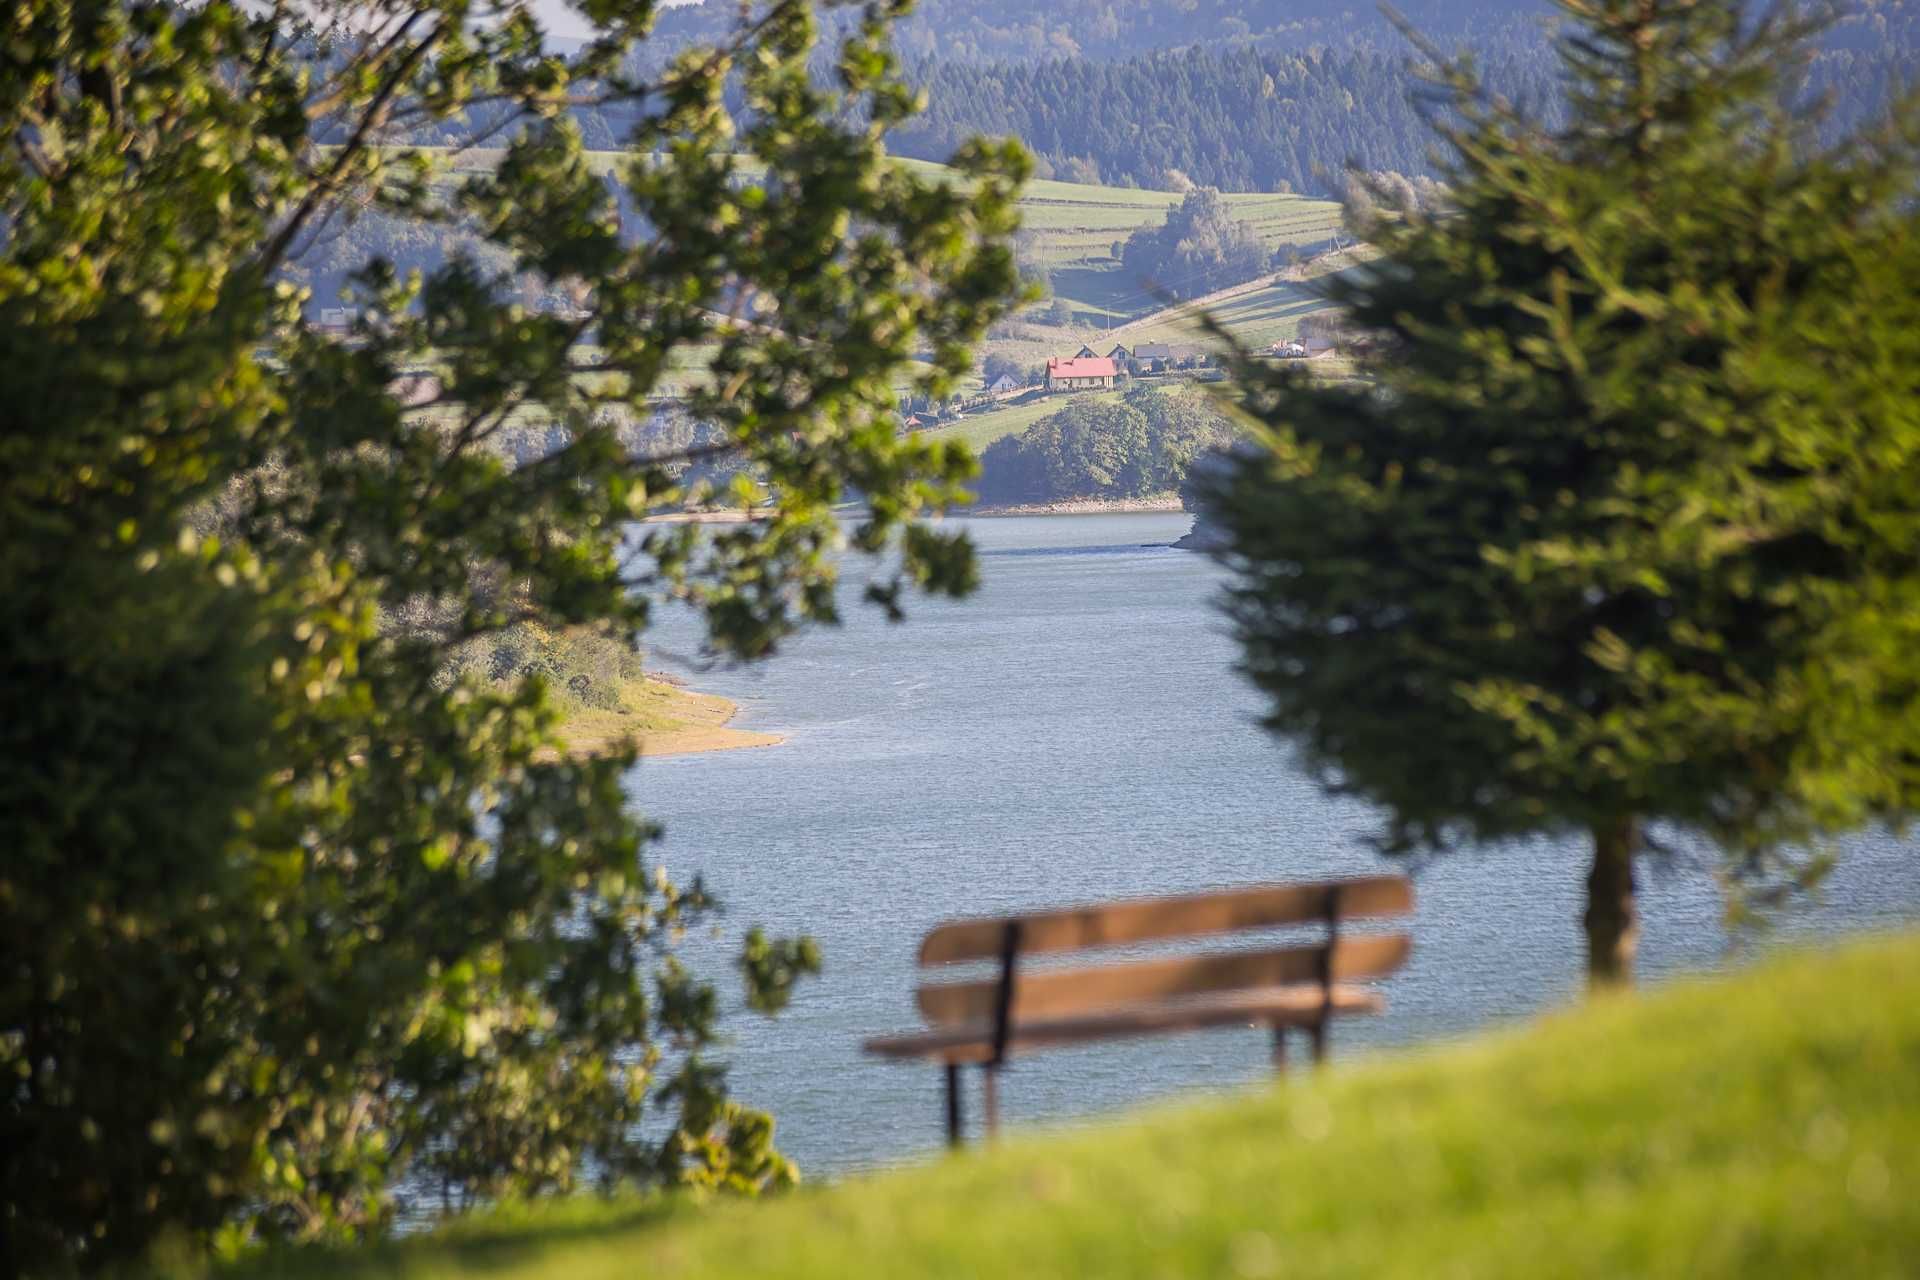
top-left (650, 0), bottom-right (1561, 62)
top-left (333, 0), bottom-right (1920, 317)
top-left (639, 0), bottom-right (1920, 195)
top-left (889, 13), bottom-right (1918, 192)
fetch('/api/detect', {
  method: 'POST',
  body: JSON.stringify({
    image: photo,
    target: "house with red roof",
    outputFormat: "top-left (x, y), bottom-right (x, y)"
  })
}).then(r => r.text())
top-left (1045, 355), bottom-right (1118, 392)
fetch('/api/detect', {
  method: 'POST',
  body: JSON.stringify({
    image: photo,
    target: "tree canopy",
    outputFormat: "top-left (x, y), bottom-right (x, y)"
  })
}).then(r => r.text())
top-left (1121, 188), bottom-right (1272, 302)
top-left (1203, 0), bottom-right (1920, 984)
top-left (0, 0), bottom-right (1024, 1270)
top-left (976, 386), bottom-right (1239, 505)
top-left (879, 9), bottom-right (1920, 195)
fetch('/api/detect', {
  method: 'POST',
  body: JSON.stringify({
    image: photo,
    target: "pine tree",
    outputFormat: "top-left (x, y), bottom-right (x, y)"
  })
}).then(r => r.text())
top-left (1205, 0), bottom-right (1920, 984)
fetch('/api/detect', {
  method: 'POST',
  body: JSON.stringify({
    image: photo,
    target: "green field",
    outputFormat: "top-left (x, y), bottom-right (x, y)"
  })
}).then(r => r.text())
top-left (213, 930), bottom-right (1920, 1280)
top-left (1114, 277), bottom-right (1325, 348)
top-left (1111, 248), bottom-right (1373, 351)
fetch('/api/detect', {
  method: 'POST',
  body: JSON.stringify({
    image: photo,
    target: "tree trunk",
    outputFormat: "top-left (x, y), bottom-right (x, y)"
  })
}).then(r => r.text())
top-left (1583, 815), bottom-right (1640, 988)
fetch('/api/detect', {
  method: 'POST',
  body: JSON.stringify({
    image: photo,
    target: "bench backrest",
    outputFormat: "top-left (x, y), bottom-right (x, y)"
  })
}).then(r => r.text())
top-left (914, 875), bottom-right (1413, 1032)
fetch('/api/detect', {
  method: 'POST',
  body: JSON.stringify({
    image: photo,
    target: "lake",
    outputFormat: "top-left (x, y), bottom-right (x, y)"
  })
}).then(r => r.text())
top-left (629, 512), bottom-right (1920, 1179)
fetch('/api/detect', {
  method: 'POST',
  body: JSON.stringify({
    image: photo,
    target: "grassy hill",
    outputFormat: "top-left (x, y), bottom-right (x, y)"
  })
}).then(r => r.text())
top-left (216, 931), bottom-right (1920, 1280)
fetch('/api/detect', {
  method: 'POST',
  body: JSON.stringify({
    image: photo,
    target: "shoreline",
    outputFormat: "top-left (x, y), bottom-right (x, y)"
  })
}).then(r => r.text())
top-left (644, 499), bottom-right (1194, 523)
top-left (960, 495), bottom-right (1188, 518)
top-left (552, 678), bottom-right (786, 761)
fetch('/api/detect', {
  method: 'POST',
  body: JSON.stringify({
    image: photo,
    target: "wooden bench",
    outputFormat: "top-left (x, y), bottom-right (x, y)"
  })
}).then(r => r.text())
top-left (863, 874), bottom-right (1413, 1145)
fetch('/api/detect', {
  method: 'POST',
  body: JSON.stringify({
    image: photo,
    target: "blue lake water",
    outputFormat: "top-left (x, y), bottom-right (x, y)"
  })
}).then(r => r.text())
top-left (628, 512), bottom-right (1920, 1179)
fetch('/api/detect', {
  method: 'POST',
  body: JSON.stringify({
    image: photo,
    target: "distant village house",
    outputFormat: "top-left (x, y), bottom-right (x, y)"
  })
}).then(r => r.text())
top-left (1130, 342), bottom-right (1173, 373)
top-left (1046, 355), bottom-right (1118, 392)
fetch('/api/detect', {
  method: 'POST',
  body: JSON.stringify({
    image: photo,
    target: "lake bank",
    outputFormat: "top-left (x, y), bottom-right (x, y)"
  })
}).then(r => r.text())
top-left (643, 499), bottom-right (1195, 524)
top-left (962, 495), bottom-right (1187, 518)
top-left (552, 676), bottom-right (785, 760)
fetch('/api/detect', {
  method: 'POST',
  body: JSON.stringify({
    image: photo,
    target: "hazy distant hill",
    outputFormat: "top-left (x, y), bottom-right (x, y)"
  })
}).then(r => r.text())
top-left (888, 21), bottom-right (1916, 194)
top-left (651, 0), bottom-right (1559, 62)
top-left (635, 0), bottom-right (1920, 196)
top-left (654, 0), bottom-right (1920, 64)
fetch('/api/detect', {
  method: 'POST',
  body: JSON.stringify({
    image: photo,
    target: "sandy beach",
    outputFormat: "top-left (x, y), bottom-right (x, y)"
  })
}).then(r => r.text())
top-left (552, 678), bottom-right (785, 760)
top-left (962, 495), bottom-right (1188, 517)
top-left (644, 498), bottom-right (1193, 522)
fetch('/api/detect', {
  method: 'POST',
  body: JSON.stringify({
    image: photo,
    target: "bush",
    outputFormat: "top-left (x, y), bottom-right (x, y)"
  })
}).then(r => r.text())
top-left (448, 624), bottom-right (646, 713)
top-left (1120, 188), bottom-right (1269, 301)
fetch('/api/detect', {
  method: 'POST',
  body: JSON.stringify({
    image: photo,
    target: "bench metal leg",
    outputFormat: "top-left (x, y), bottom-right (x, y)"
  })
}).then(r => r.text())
top-left (982, 1064), bottom-right (1001, 1139)
top-left (1309, 1018), bottom-right (1328, 1066)
top-left (944, 1062), bottom-right (964, 1148)
top-left (1270, 1024), bottom-right (1289, 1075)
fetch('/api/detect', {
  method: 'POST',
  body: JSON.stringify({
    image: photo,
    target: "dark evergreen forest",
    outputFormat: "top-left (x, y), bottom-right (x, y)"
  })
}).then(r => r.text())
top-left (885, 9), bottom-right (1918, 193)
top-left (650, 0), bottom-right (1561, 62)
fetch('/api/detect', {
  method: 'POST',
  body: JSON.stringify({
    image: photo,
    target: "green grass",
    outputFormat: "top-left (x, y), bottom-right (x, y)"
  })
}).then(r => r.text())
top-left (1115, 276), bottom-right (1326, 349)
top-left (917, 389), bottom-right (1114, 453)
top-left (1115, 248), bottom-right (1376, 351)
top-left (219, 931), bottom-right (1920, 1280)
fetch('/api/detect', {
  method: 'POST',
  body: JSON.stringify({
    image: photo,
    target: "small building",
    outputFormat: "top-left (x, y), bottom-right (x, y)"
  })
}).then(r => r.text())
top-left (1131, 342), bottom-right (1174, 373)
top-left (986, 374), bottom-right (1021, 395)
top-left (1045, 355), bottom-right (1118, 392)
top-left (1072, 343), bottom-right (1100, 359)
top-left (1105, 343), bottom-right (1132, 372)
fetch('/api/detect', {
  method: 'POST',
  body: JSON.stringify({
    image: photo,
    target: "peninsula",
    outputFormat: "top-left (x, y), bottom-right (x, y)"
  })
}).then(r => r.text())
top-left (552, 675), bottom-right (785, 760)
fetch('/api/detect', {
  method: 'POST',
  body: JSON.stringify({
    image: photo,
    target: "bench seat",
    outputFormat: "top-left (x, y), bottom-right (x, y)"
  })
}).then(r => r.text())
top-left (864, 981), bottom-right (1385, 1064)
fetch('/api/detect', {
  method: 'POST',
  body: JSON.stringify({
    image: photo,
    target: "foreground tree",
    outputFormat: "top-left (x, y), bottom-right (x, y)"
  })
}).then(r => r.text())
top-left (0, 0), bottom-right (1024, 1270)
top-left (1204, 0), bottom-right (1920, 985)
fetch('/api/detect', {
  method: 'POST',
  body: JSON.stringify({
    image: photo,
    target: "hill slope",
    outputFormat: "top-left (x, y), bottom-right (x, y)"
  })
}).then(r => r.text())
top-left (224, 931), bottom-right (1920, 1279)
top-left (415, 148), bottom-right (1342, 322)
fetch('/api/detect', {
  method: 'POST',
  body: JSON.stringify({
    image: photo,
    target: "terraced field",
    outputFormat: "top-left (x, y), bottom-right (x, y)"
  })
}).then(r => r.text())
top-left (1012, 184), bottom-right (1342, 321)
top-left (1115, 276), bottom-right (1327, 349)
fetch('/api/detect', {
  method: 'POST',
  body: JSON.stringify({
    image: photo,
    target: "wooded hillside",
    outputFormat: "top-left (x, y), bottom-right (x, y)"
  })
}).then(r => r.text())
top-left (887, 11), bottom-right (1920, 193)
